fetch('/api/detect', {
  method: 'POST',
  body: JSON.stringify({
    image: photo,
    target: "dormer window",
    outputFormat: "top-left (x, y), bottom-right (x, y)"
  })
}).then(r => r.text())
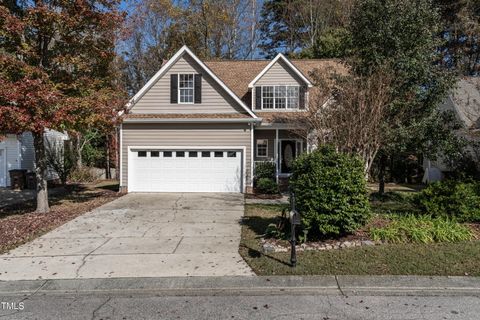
top-left (261, 85), bottom-right (299, 109)
top-left (179, 74), bottom-right (194, 103)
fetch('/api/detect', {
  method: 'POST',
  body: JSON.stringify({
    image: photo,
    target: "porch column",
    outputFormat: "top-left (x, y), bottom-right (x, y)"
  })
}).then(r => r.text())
top-left (275, 128), bottom-right (279, 183)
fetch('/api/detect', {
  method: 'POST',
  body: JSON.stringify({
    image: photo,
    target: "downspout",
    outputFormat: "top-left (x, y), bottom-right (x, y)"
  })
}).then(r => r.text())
top-left (250, 123), bottom-right (254, 189)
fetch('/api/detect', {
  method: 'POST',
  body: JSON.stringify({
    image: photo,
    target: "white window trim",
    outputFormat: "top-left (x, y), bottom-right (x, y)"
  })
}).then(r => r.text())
top-left (178, 73), bottom-right (195, 104)
top-left (256, 139), bottom-right (268, 158)
top-left (261, 85), bottom-right (300, 110)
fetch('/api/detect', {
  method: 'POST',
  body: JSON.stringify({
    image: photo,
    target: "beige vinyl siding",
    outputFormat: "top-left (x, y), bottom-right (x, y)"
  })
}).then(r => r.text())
top-left (253, 60), bottom-right (307, 110)
top-left (254, 130), bottom-right (275, 162)
top-left (121, 123), bottom-right (252, 189)
top-left (130, 55), bottom-right (247, 115)
top-left (255, 59), bottom-right (304, 86)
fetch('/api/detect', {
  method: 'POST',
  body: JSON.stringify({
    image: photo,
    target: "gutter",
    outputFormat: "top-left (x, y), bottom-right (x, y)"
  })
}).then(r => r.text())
top-left (122, 118), bottom-right (263, 124)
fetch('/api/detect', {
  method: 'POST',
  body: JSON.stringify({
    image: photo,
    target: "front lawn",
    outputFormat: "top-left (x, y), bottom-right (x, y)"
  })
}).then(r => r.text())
top-left (239, 202), bottom-right (480, 276)
top-left (0, 181), bottom-right (122, 254)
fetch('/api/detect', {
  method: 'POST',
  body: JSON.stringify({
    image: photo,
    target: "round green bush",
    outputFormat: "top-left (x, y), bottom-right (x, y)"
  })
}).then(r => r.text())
top-left (414, 180), bottom-right (480, 222)
top-left (256, 178), bottom-right (279, 194)
top-left (289, 146), bottom-right (371, 239)
top-left (254, 161), bottom-right (276, 180)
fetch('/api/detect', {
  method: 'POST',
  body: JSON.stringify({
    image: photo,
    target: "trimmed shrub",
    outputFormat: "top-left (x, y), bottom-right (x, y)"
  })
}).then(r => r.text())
top-left (414, 180), bottom-right (480, 222)
top-left (290, 146), bottom-right (371, 239)
top-left (254, 161), bottom-right (276, 180)
top-left (69, 166), bottom-right (97, 183)
top-left (256, 178), bottom-right (279, 194)
top-left (370, 214), bottom-right (473, 244)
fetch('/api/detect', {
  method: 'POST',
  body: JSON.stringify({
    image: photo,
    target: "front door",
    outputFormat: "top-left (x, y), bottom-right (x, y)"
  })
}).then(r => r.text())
top-left (280, 140), bottom-right (297, 174)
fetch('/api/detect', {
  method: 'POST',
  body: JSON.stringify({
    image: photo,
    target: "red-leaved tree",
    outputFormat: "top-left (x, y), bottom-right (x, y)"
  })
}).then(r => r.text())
top-left (0, 58), bottom-right (75, 212)
top-left (0, 1), bottom-right (125, 213)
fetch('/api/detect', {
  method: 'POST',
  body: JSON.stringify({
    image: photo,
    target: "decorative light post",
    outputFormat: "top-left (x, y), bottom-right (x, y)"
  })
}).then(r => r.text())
top-left (289, 192), bottom-right (301, 267)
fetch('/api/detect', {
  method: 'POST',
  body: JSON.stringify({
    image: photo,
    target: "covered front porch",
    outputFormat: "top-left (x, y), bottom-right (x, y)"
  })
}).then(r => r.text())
top-left (253, 128), bottom-right (307, 182)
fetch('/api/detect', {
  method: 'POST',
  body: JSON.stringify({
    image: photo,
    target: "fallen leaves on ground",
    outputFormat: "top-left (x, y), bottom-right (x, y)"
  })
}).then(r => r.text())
top-left (0, 183), bottom-right (121, 254)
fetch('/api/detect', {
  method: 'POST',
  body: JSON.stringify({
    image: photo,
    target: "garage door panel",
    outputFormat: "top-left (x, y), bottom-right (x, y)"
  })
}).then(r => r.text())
top-left (129, 148), bottom-right (242, 193)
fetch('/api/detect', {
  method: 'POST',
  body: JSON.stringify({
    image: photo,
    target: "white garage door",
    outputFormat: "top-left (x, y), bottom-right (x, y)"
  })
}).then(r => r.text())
top-left (129, 149), bottom-right (243, 192)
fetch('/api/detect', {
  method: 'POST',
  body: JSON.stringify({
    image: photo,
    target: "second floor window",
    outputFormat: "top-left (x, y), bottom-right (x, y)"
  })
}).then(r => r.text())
top-left (179, 74), bottom-right (194, 103)
top-left (262, 85), bottom-right (300, 109)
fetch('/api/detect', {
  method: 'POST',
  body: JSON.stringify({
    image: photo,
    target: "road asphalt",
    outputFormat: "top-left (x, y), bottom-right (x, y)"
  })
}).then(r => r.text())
top-left (0, 275), bottom-right (479, 319)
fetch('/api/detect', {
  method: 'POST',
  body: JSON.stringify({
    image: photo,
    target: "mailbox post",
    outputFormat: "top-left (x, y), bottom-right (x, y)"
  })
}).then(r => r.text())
top-left (289, 192), bottom-right (301, 267)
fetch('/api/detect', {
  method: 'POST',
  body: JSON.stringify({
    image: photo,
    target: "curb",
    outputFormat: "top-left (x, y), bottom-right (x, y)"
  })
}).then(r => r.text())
top-left (1, 275), bottom-right (480, 297)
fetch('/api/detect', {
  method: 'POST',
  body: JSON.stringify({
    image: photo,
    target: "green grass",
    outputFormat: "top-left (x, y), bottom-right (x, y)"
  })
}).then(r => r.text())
top-left (240, 203), bottom-right (480, 276)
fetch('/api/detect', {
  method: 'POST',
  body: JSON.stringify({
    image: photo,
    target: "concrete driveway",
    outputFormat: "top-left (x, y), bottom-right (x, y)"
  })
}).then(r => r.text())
top-left (0, 193), bottom-right (253, 280)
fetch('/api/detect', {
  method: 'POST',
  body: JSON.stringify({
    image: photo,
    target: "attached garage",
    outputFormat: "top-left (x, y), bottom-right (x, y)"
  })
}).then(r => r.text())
top-left (120, 122), bottom-right (254, 193)
top-left (128, 148), bottom-right (244, 192)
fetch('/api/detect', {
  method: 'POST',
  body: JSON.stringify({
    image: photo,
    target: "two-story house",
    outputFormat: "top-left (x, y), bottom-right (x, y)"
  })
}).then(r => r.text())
top-left (120, 46), bottom-right (339, 193)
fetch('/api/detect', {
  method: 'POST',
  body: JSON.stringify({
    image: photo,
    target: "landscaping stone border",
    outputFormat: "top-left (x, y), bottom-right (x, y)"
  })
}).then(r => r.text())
top-left (261, 238), bottom-right (378, 253)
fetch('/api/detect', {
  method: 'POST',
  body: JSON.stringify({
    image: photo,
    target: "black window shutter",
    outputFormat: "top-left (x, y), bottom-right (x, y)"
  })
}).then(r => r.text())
top-left (255, 86), bottom-right (262, 109)
top-left (299, 86), bottom-right (306, 109)
top-left (170, 74), bottom-right (178, 104)
top-left (194, 74), bottom-right (202, 103)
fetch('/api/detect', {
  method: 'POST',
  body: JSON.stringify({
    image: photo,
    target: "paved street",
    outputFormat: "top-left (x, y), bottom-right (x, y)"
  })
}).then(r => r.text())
top-left (0, 276), bottom-right (479, 319)
top-left (2, 292), bottom-right (479, 320)
top-left (0, 193), bottom-right (253, 280)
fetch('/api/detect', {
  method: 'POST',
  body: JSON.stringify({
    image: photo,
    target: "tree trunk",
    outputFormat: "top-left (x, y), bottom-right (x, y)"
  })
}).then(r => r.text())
top-left (33, 132), bottom-right (49, 213)
top-left (378, 154), bottom-right (387, 195)
top-left (75, 135), bottom-right (82, 169)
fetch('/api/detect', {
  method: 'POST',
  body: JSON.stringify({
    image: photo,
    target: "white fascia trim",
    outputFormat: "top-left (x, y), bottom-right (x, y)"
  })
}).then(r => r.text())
top-left (125, 46), bottom-right (186, 110)
top-left (123, 118), bottom-right (262, 124)
top-left (248, 53), bottom-right (313, 88)
top-left (125, 45), bottom-right (258, 119)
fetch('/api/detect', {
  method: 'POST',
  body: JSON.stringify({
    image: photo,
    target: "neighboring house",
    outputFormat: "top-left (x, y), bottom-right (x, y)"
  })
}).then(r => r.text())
top-left (120, 45), bottom-right (340, 193)
top-left (423, 77), bottom-right (480, 183)
top-left (0, 130), bottom-right (69, 187)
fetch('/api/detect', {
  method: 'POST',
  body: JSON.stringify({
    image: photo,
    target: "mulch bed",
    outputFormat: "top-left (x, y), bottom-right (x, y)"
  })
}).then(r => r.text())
top-left (0, 184), bottom-right (122, 254)
top-left (465, 223), bottom-right (480, 239)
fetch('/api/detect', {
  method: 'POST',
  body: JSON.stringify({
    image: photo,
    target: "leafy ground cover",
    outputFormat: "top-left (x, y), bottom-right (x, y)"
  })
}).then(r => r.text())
top-left (370, 214), bottom-right (473, 243)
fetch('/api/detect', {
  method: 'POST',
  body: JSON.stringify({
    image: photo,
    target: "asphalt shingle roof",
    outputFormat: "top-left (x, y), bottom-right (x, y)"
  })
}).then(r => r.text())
top-left (204, 59), bottom-right (345, 106)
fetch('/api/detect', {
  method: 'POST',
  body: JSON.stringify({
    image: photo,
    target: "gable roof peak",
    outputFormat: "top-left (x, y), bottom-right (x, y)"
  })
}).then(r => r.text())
top-left (247, 52), bottom-right (313, 88)
top-left (125, 45), bottom-right (258, 119)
